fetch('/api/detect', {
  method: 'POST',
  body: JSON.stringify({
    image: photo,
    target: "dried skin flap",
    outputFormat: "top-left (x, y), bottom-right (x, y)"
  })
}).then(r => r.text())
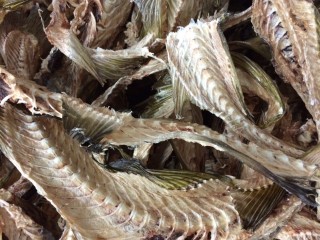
top-left (166, 19), bottom-right (303, 157)
top-left (252, 0), bottom-right (320, 136)
top-left (0, 11), bottom-right (27, 60)
top-left (0, 104), bottom-right (244, 239)
top-left (45, 0), bottom-right (99, 81)
top-left (69, 0), bottom-right (101, 37)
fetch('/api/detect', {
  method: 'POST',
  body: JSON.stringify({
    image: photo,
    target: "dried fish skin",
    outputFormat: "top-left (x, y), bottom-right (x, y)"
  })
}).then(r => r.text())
top-left (45, 0), bottom-right (153, 84)
top-left (139, 83), bottom-right (174, 119)
top-left (166, 19), bottom-right (303, 157)
top-left (0, 0), bottom-right (320, 237)
top-left (0, 104), bottom-right (244, 239)
top-left (69, 0), bottom-right (102, 35)
top-left (62, 96), bottom-right (318, 206)
top-left (0, 5), bottom-right (51, 62)
top-left (252, 0), bottom-right (320, 137)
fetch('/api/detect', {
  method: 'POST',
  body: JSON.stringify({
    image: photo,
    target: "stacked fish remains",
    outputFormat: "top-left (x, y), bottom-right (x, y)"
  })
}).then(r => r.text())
top-left (0, 0), bottom-right (320, 239)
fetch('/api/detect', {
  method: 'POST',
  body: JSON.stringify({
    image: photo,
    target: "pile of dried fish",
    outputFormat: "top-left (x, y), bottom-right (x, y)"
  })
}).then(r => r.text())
top-left (0, 0), bottom-right (320, 239)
